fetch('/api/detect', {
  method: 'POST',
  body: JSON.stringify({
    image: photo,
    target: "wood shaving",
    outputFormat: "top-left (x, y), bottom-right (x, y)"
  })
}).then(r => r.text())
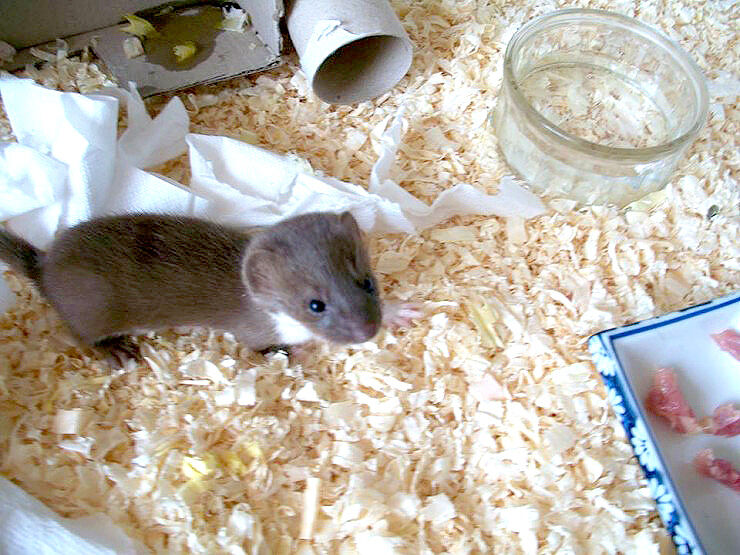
top-left (20, 40), bottom-right (116, 93)
top-left (123, 37), bottom-right (145, 60)
top-left (0, 0), bottom-right (738, 553)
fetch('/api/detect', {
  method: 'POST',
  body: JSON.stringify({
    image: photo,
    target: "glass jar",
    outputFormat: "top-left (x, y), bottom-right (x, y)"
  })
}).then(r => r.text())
top-left (491, 9), bottom-right (708, 207)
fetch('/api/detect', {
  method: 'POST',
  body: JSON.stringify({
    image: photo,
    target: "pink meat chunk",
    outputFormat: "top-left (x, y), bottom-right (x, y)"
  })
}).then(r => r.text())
top-left (645, 368), bottom-right (701, 433)
top-left (710, 403), bottom-right (740, 437)
top-left (711, 329), bottom-right (740, 361)
top-left (693, 449), bottom-right (740, 492)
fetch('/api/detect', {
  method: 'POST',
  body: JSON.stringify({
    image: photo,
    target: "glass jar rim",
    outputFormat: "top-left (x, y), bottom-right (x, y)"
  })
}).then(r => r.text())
top-left (502, 8), bottom-right (709, 162)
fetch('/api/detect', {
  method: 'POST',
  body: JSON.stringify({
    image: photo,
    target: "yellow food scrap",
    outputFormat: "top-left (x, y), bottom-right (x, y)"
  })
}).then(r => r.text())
top-left (221, 451), bottom-right (249, 476)
top-left (181, 454), bottom-right (216, 479)
top-left (242, 441), bottom-right (263, 460)
top-left (173, 41), bottom-right (197, 63)
top-left (178, 477), bottom-right (209, 503)
top-left (121, 14), bottom-right (160, 38)
top-left (624, 187), bottom-right (668, 212)
top-left (467, 298), bottom-right (503, 349)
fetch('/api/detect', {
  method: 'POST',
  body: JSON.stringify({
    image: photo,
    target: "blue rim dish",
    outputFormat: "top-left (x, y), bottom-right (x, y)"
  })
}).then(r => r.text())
top-left (588, 290), bottom-right (740, 555)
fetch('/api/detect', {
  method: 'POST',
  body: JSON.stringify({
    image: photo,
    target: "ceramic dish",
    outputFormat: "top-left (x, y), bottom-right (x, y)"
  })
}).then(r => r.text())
top-left (589, 291), bottom-right (740, 554)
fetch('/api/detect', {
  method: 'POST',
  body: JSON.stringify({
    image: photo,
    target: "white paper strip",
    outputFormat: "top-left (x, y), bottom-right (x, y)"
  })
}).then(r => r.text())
top-left (0, 477), bottom-right (145, 555)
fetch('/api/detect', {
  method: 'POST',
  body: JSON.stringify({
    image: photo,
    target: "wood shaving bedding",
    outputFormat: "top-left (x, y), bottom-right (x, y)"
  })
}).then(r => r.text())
top-left (0, 0), bottom-right (738, 553)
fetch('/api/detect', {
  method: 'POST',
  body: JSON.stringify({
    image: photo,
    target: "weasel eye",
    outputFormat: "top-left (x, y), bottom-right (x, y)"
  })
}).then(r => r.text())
top-left (360, 277), bottom-right (376, 294)
top-left (309, 299), bottom-right (326, 313)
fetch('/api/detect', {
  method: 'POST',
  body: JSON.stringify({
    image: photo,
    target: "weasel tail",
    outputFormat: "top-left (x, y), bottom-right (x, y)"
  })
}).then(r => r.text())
top-left (0, 228), bottom-right (43, 284)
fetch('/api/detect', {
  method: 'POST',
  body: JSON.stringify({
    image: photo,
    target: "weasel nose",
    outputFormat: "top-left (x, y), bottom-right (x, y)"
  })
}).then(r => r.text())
top-left (351, 319), bottom-right (380, 342)
top-left (363, 320), bottom-right (381, 339)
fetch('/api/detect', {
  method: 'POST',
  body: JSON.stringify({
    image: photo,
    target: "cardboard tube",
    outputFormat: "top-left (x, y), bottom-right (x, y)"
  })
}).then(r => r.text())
top-left (286, 0), bottom-right (413, 104)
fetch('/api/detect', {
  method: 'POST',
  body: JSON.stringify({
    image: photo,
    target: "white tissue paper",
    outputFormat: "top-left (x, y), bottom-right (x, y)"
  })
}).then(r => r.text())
top-left (0, 73), bottom-right (544, 550)
top-left (186, 107), bottom-right (544, 233)
top-left (0, 71), bottom-right (543, 281)
top-left (0, 476), bottom-right (145, 555)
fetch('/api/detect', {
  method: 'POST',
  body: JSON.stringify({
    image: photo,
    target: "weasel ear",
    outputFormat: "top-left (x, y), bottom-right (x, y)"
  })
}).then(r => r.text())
top-left (339, 211), bottom-right (362, 239)
top-left (243, 244), bottom-right (281, 297)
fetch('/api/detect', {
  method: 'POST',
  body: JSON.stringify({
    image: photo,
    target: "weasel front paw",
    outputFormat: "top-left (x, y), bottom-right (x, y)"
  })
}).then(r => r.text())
top-left (95, 335), bottom-right (142, 368)
top-left (382, 301), bottom-right (423, 330)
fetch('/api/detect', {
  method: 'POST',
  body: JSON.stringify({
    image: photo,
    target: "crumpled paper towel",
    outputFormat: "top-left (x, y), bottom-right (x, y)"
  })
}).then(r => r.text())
top-left (1, 73), bottom-right (544, 303)
top-left (186, 107), bottom-right (545, 233)
top-left (0, 75), bottom-right (201, 248)
top-left (0, 73), bottom-right (544, 550)
top-left (0, 477), bottom-right (145, 555)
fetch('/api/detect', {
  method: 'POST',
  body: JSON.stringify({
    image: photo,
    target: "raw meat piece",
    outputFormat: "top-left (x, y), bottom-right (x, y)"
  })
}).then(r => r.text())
top-left (710, 403), bottom-right (740, 437)
top-left (644, 368), bottom-right (701, 433)
top-left (693, 449), bottom-right (740, 492)
top-left (711, 329), bottom-right (740, 361)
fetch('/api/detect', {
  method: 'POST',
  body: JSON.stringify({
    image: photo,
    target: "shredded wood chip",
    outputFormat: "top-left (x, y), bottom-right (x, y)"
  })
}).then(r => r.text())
top-left (218, 6), bottom-right (250, 33)
top-left (122, 36), bottom-right (144, 59)
top-left (299, 477), bottom-right (321, 539)
top-left (21, 42), bottom-right (116, 93)
top-left (1, 0), bottom-right (738, 552)
top-left (53, 409), bottom-right (86, 435)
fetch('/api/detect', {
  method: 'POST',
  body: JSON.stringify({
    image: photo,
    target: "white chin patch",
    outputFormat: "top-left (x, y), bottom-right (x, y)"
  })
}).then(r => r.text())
top-left (270, 312), bottom-right (316, 345)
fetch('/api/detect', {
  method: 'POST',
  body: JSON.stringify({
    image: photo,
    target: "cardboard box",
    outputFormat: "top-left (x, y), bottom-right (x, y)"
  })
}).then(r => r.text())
top-left (0, 1), bottom-right (284, 96)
